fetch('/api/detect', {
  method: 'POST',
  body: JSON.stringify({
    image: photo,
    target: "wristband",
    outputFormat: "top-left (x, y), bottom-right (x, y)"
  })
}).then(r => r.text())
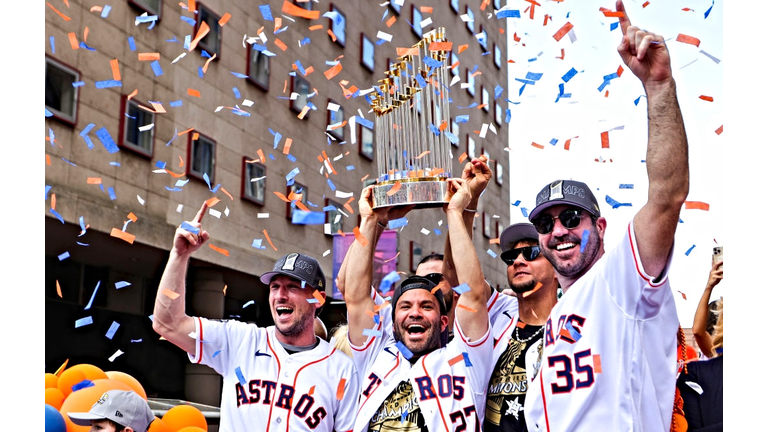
top-left (464, 208), bottom-right (478, 213)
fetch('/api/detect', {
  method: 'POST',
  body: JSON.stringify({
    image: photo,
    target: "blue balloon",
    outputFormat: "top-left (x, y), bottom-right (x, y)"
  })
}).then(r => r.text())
top-left (45, 404), bottom-right (67, 432)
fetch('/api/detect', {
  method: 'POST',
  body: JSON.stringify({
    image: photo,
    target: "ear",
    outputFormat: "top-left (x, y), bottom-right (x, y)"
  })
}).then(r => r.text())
top-left (314, 290), bottom-right (326, 309)
top-left (596, 216), bottom-right (607, 240)
top-left (440, 314), bottom-right (449, 332)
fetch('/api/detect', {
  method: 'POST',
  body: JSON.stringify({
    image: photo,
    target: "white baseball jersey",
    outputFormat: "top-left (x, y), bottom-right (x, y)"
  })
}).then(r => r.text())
top-left (524, 221), bottom-right (678, 431)
top-left (189, 317), bottom-right (360, 432)
top-left (349, 291), bottom-right (493, 432)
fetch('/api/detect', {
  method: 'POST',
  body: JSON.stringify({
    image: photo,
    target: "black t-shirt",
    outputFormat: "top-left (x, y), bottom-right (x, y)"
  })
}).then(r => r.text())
top-left (484, 324), bottom-right (544, 432)
top-left (677, 355), bottom-right (723, 431)
top-left (368, 380), bottom-right (428, 432)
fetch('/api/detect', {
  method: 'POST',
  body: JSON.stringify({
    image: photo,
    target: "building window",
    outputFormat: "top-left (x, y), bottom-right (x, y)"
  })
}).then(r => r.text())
top-left (465, 6), bottom-right (474, 33)
top-left (450, 51), bottom-right (459, 76)
top-left (483, 212), bottom-right (492, 238)
top-left (196, 3), bottom-right (222, 58)
top-left (286, 182), bottom-right (309, 220)
top-left (246, 46), bottom-right (270, 91)
top-left (450, 0), bottom-right (459, 13)
top-left (495, 101), bottom-right (503, 125)
top-left (479, 25), bottom-right (488, 50)
top-left (390, 0), bottom-right (401, 15)
top-left (494, 43), bottom-right (502, 69)
top-left (187, 132), bottom-right (216, 183)
top-left (290, 74), bottom-right (312, 118)
top-left (467, 135), bottom-right (476, 159)
top-left (242, 157), bottom-right (266, 206)
top-left (329, 4), bottom-right (346, 47)
top-left (325, 198), bottom-right (344, 235)
top-left (482, 86), bottom-right (490, 112)
top-left (45, 56), bottom-right (80, 126)
top-left (411, 4), bottom-right (423, 37)
top-left (451, 117), bottom-right (460, 148)
top-left (359, 122), bottom-right (374, 161)
top-left (361, 33), bottom-right (375, 72)
top-left (327, 99), bottom-right (345, 141)
top-left (128, 0), bottom-right (162, 20)
top-left (118, 95), bottom-right (155, 158)
top-left (466, 68), bottom-right (476, 96)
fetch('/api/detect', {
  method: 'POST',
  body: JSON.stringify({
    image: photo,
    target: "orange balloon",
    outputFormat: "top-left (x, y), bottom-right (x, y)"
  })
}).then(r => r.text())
top-left (148, 417), bottom-right (172, 432)
top-left (45, 387), bottom-right (66, 410)
top-left (46, 372), bottom-right (59, 389)
top-left (162, 405), bottom-right (208, 432)
top-left (105, 371), bottom-right (147, 400)
top-left (177, 428), bottom-right (206, 432)
top-left (59, 379), bottom-right (134, 432)
top-left (57, 369), bottom-right (87, 397)
top-left (66, 363), bottom-right (108, 382)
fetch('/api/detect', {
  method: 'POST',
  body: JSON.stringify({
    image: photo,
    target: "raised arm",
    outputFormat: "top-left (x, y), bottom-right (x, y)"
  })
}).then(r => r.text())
top-left (692, 260), bottom-right (723, 358)
top-left (616, 0), bottom-right (689, 278)
top-left (152, 202), bottom-right (211, 355)
top-left (446, 178), bottom-right (489, 341)
top-left (442, 156), bottom-right (493, 298)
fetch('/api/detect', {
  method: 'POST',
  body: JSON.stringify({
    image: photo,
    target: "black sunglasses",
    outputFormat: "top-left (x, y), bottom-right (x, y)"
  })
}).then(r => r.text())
top-left (501, 246), bottom-right (541, 265)
top-left (531, 209), bottom-right (586, 234)
top-left (423, 273), bottom-right (446, 286)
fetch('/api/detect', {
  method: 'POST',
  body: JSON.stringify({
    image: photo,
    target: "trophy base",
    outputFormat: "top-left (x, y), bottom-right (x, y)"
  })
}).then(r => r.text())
top-left (371, 178), bottom-right (449, 209)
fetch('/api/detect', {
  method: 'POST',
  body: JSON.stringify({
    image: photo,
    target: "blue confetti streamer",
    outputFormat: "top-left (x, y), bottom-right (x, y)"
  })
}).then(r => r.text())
top-left (165, 187), bottom-right (182, 192)
top-left (292, 210), bottom-right (326, 225)
top-left (455, 115), bottom-right (470, 123)
top-left (46, 185), bottom-right (52, 201)
top-left (213, 350), bottom-right (222, 358)
top-left (106, 321), bottom-right (120, 339)
top-left (101, 5), bottom-right (111, 18)
top-left (327, 178), bottom-right (336, 191)
top-left (610, 21), bottom-right (619, 31)
top-left (180, 221), bottom-right (201, 235)
top-left (155, 160), bottom-right (167, 169)
top-left (521, 207), bottom-right (529, 218)
top-left (388, 217), bottom-right (408, 229)
top-left (619, 184), bottom-right (634, 189)
top-left (562, 67), bottom-right (578, 83)
top-left (169, 100), bottom-right (183, 107)
top-left (150, 60), bottom-right (163, 76)
top-left (233, 87), bottom-right (241, 99)
top-left (487, 249), bottom-right (498, 258)
top-left (58, 252), bottom-right (70, 261)
top-left (346, 165), bottom-right (355, 171)
top-left (115, 281), bottom-right (131, 289)
top-left (415, 72), bottom-right (427, 88)
top-left (580, 230), bottom-right (591, 253)
top-left (203, 172), bottom-right (212, 190)
top-left (51, 209), bottom-right (65, 223)
top-left (565, 321), bottom-right (582, 341)
top-left (252, 239), bottom-right (265, 249)
top-left (355, 116), bottom-right (374, 129)
top-left (444, 131), bottom-right (459, 144)
top-left (434, 228), bottom-right (441, 235)
top-left (75, 316), bottom-right (93, 328)
top-left (84, 281), bottom-right (101, 310)
top-left (550, 138), bottom-right (558, 146)
top-left (72, 81), bottom-right (85, 87)
top-left (461, 351), bottom-right (473, 366)
top-left (378, 271), bottom-right (401, 293)
top-left (286, 167), bottom-right (300, 182)
top-left (235, 367), bottom-right (247, 386)
top-left (95, 80), bottom-right (122, 89)
top-left (685, 245), bottom-right (696, 256)
top-left (49, 36), bottom-right (55, 53)
top-left (94, 127), bottom-right (120, 153)
top-left (127, 36), bottom-right (136, 52)
top-left (260, 4), bottom-right (274, 21)
top-left (452, 283), bottom-right (470, 295)
top-left (108, 187), bottom-right (117, 200)
top-left (180, 15), bottom-right (196, 26)
top-left (373, 314), bottom-right (381, 324)
top-left (496, 9), bottom-right (521, 18)
top-left (79, 42), bottom-right (96, 51)
top-left (46, 108), bottom-right (53, 117)
top-left (363, 328), bottom-right (383, 337)
top-left (494, 84), bottom-right (504, 99)
top-left (72, 380), bottom-right (95, 392)
top-left (395, 341), bottom-right (414, 359)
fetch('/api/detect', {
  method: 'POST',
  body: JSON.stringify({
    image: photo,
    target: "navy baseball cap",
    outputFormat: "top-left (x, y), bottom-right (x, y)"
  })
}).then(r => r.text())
top-left (499, 223), bottom-right (539, 253)
top-left (390, 275), bottom-right (447, 320)
top-left (528, 179), bottom-right (601, 222)
top-left (260, 252), bottom-right (326, 290)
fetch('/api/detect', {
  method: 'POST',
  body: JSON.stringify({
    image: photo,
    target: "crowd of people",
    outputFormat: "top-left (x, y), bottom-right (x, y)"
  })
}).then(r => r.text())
top-left (142, 2), bottom-right (722, 431)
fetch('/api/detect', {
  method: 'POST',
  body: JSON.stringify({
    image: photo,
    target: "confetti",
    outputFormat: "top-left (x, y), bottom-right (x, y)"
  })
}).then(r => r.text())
top-left (580, 230), bottom-right (591, 253)
top-left (395, 341), bottom-right (414, 359)
top-left (684, 201), bottom-right (710, 211)
top-left (553, 22), bottom-right (573, 41)
top-left (676, 34), bottom-right (701, 47)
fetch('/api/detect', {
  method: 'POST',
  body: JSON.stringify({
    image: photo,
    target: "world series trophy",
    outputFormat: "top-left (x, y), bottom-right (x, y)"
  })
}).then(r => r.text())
top-left (368, 27), bottom-right (454, 209)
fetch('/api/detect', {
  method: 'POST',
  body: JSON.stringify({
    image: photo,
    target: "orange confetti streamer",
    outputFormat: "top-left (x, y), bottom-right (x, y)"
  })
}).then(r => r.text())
top-left (151, 102), bottom-right (166, 113)
top-left (221, 187), bottom-right (234, 201)
top-left (531, 142), bottom-right (545, 149)
top-left (178, 128), bottom-right (194, 136)
top-left (47, 3), bottom-right (72, 21)
top-left (396, 47), bottom-right (419, 56)
top-left (420, 6), bottom-right (433, 13)
top-left (684, 201), bottom-right (710, 211)
top-left (324, 62), bottom-right (342, 80)
top-left (448, 354), bottom-right (464, 366)
top-left (281, 0), bottom-right (320, 19)
top-left (138, 52), bottom-right (160, 61)
top-left (223, 284), bottom-right (228, 295)
top-left (189, 22), bottom-right (210, 51)
top-left (209, 243), bottom-right (230, 256)
top-left (313, 290), bottom-right (325, 306)
top-left (295, 200), bottom-right (310, 212)
top-left (127, 212), bottom-right (138, 222)
top-left (556, 48), bottom-right (565, 60)
top-left (161, 288), bottom-right (180, 300)
top-left (593, 354), bottom-right (602, 373)
top-left (353, 227), bottom-right (369, 247)
top-left (676, 34), bottom-right (700, 47)
top-left (188, 0), bottom-right (196, 12)
top-left (87, 177), bottom-right (102, 185)
top-left (188, 88), bottom-right (201, 98)
top-left (110, 228), bottom-right (136, 244)
top-left (522, 282), bottom-right (543, 298)
top-left (110, 59), bottom-right (121, 81)
top-left (308, 385), bottom-right (315, 395)
top-left (218, 12), bottom-right (231, 26)
top-left (553, 22), bottom-right (573, 41)
top-left (127, 89), bottom-right (138, 100)
top-left (715, 125), bottom-right (723, 135)
top-left (602, 10), bottom-right (625, 17)
top-left (51, 193), bottom-right (56, 210)
top-left (335, 378), bottom-right (346, 399)
top-left (457, 304), bottom-right (478, 313)
top-left (206, 197), bottom-right (221, 208)
top-left (386, 182), bottom-right (402, 196)
top-left (386, 15), bottom-right (396, 27)
top-left (600, 131), bottom-right (610, 148)
top-left (263, 229), bottom-right (278, 251)
top-left (90, 6), bottom-right (103, 13)
top-left (327, 29), bottom-right (337, 42)
top-left (678, 290), bottom-right (687, 300)
top-left (308, 24), bottom-right (323, 30)
top-left (616, 65), bottom-right (624, 77)
top-left (68, 32), bottom-right (79, 50)
top-left (203, 53), bottom-right (217, 73)
top-left (84, 26), bottom-right (90, 43)
top-left (46, 154), bottom-right (51, 165)
top-left (384, 252), bottom-right (400, 263)
top-left (457, 44), bottom-right (468, 54)
top-left (274, 191), bottom-right (291, 202)
top-left (56, 280), bottom-right (63, 298)
top-left (257, 149), bottom-right (266, 163)
top-left (283, 138), bottom-right (293, 155)
top-left (429, 42), bottom-right (452, 51)
top-left (274, 38), bottom-right (288, 51)
top-left (458, 152), bottom-right (468, 163)
top-left (298, 105), bottom-right (311, 119)
top-left (699, 95), bottom-right (713, 102)
top-left (490, 238), bottom-right (500, 244)
top-left (192, 132), bottom-right (200, 141)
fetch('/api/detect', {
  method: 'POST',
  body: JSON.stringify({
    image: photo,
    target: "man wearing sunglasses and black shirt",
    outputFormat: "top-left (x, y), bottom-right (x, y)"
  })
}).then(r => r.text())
top-left (483, 223), bottom-right (559, 432)
top-left (522, 2), bottom-right (689, 430)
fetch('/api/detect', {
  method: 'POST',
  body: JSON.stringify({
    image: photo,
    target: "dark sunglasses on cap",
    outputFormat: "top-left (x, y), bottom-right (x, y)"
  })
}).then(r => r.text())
top-left (423, 273), bottom-right (446, 286)
top-left (500, 245), bottom-right (541, 265)
top-left (531, 209), bottom-right (587, 234)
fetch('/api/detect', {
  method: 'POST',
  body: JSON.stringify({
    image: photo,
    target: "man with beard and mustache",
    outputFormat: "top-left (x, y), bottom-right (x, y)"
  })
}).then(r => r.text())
top-left (522, 2), bottom-right (689, 430)
top-left (340, 178), bottom-right (493, 432)
top-left (483, 223), bottom-right (558, 432)
top-left (152, 201), bottom-right (359, 432)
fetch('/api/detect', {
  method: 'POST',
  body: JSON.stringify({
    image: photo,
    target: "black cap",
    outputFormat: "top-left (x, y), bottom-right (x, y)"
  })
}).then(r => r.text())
top-left (260, 252), bottom-right (326, 290)
top-left (529, 179), bottom-right (601, 222)
top-left (390, 275), bottom-right (447, 320)
top-left (499, 223), bottom-right (539, 252)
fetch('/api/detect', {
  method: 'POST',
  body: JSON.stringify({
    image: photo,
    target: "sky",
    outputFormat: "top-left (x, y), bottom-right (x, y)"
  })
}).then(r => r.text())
top-left (499, 0), bottom-right (723, 327)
